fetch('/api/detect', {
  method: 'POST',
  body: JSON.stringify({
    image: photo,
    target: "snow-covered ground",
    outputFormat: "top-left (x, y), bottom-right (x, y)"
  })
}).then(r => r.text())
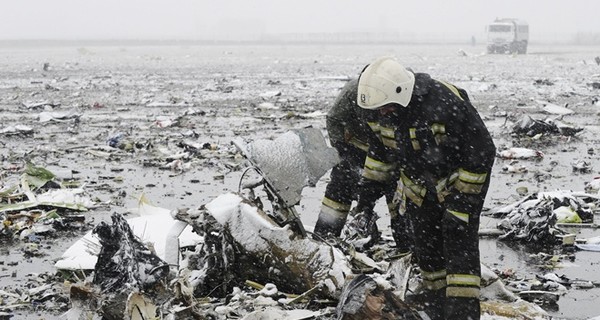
top-left (1, 42), bottom-right (600, 319)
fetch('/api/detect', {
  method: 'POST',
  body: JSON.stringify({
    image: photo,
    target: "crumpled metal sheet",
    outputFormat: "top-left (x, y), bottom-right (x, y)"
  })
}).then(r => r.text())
top-left (495, 191), bottom-right (595, 245)
top-left (93, 213), bottom-right (169, 293)
top-left (512, 115), bottom-right (559, 137)
top-left (244, 127), bottom-right (339, 207)
top-left (336, 274), bottom-right (378, 319)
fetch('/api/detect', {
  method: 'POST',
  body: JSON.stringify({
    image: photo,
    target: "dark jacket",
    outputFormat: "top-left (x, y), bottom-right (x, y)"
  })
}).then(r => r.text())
top-left (392, 73), bottom-right (495, 183)
top-left (326, 79), bottom-right (379, 152)
top-left (364, 73), bottom-right (496, 209)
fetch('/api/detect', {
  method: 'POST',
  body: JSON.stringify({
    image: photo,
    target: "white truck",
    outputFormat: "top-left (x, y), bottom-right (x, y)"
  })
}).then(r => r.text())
top-left (486, 18), bottom-right (529, 54)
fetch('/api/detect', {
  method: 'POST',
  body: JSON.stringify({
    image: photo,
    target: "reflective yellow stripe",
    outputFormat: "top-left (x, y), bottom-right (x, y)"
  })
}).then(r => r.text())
top-left (435, 171), bottom-right (459, 193)
top-left (322, 197), bottom-right (351, 212)
top-left (454, 169), bottom-right (487, 194)
top-left (409, 128), bottom-right (420, 150)
top-left (396, 183), bottom-right (403, 195)
top-left (404, 187), bottom-right (424, 206)
top-left (446, 287), bottom-right (480, 298)
top-left (364, 155), bottom-right (395, 182)
top-left (448, 210), bottom-right (469, 223)
top-left (400, 172), bottom-right (427, 207)
top-left (411, 140), bottom-right (420, 150)
top-left (455, 180), bottom-right (483, 194)
top-left (435, 172), bottom-right (458, 203)
top-left (422, 269), bottom-right (447, 281)
top-left (377, 126), bottom-right (397, 149)
top-left (446, 273), bottom-right (481, 298)
top-left (431, 123), bottom-right (446, 135)
top-left (363, 168), bottom-right (389, 182)
top-left (319, 205), bottom-right (348, 220)
top-left (348, 137), bottom-right (369, 152)
top-left (438, 80), bottom-right (464, 101)
top-left (431, 123), bottom-right (447, 145)
top-left (368, 122), bottom-right (380, 133)
top-left (382, 137), bottom-right (397, 149)
top-left (380, 126), bottom-right (395, 139)
top-left (447, 274), bottom-right (481, 287)
top-left (395, 181), bottom-right (407, 214)
top-left (422, 269), bottom-right (448, 291)
top-left (365, 157), bottom-right (395, 172)
top-left (424, 279), bottom-right (447, 291)
top-left (458, 168), bottom-right (487, 184)
top-left (409, 128), bottom-right (417, 139)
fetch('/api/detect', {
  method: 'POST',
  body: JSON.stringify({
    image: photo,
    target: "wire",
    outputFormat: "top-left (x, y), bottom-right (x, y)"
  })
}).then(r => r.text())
top-left (238, 166), bottom-right (261, 193)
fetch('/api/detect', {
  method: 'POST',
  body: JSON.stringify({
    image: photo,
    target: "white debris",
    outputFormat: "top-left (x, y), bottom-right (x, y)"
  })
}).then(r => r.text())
top-left (259, 90), bottom-right (282, 98)
top-left (0, 124), bottom-right (34, 135)
top-left (497, 147), bottom-right (544, 160)
top-left (55, 196), bottom-right (202, 271)
top-left (204, 192), bottom-right (351, 296)
top-left (585, 177), bottom-right (600, 195)
top-left (540, 102), bottom-right (574, 115)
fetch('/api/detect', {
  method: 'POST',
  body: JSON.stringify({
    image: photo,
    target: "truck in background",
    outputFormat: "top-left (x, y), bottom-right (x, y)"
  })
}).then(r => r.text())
top-left (486, 18), bottom-right (529, 54)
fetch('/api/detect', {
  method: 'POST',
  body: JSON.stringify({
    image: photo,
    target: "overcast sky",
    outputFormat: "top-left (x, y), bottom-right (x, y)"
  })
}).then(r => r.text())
top-left (0, 0), bottom-right (598, 40)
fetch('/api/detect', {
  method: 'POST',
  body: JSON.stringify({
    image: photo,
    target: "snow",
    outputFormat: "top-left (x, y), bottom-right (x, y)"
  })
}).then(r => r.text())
top-left (35, 188), bottom-right (94, 208)
top-left (2, 42), bottom-right (600, 319)
top-left (497, 147), bottom-right (543, 160)
top-left (204, 192), bottom-right (352, 296)
top-left (205, 193), bottom-right (249, 225)
top-left (247, 131), bottom-right (308, 205)
top-left (54, 197), bottom-right (203, 270)
top-left (540, 102), bottom-right (574, 115)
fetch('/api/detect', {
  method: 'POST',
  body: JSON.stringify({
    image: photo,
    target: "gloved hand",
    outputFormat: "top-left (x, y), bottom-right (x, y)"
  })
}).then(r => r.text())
top-left (343, 209), bottom-right (380, 251)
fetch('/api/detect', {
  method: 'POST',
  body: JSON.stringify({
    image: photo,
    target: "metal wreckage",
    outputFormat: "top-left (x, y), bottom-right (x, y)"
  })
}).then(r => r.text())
top-left (26, 127), bottom-right (592, 319)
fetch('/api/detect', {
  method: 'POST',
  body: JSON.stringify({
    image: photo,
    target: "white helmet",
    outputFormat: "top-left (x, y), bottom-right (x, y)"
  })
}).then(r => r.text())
top-left (357, 56), bottom-right (415, 109)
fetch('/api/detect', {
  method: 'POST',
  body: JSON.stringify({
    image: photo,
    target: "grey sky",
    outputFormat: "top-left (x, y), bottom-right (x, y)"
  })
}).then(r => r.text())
top-left (0, 0), bottom-right (598, 40)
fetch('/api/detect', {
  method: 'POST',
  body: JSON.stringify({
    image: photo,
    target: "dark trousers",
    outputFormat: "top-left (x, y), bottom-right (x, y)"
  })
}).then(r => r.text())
top-left (326, 146), bottom-right (366, 206)
top-left (406, 190), bottom-right (485, 320)
top-left (315, 145), bottom-right (414, 254)
top-left (314, 145), bottom-right (365, 237)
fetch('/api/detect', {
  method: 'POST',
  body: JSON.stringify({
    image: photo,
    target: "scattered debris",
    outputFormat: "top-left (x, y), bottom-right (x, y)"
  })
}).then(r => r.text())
top-left (0, 125), bottom-right (34, 136)
top-left (38, 110), bottom-right (81, 123)
top-left (585, 177), bottom-right (600, 195)
top-left (534, 79), bottom-right (554, 86)
top-left (2, 44), bottom-right (600, 319)
top-left (90, 213), bottom-right (170, 318)
top-left (511, 115), bottom-right (560, 137)
top-left (501, 161), bottom-right (528, 173)
top-left (571, 159), bottom-right (592, 173)
top-left (539, 102), bottom-right (574, 115)
top-left (497, 147), bottom-right (544, 160)
top-left (336, 274), bottom-right (421, 320)
top-left (489, 190), bottom-right (598, 246)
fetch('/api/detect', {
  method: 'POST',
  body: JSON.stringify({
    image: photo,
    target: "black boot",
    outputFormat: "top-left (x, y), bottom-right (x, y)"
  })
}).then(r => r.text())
top-left (313, 213), bottom-right (346, 240)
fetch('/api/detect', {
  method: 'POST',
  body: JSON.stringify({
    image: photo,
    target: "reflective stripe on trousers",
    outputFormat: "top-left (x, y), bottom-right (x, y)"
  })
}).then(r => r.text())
top-left (363, 156), bottom-right (395, 182)
top-left (446, 273), bottom-right (481, 299)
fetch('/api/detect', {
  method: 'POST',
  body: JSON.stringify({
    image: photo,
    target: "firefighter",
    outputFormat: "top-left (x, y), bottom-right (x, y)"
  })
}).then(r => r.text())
top-left (354, 56), bottom-right (496, 320)
top-left (313, 78), bottom-right (411, 253)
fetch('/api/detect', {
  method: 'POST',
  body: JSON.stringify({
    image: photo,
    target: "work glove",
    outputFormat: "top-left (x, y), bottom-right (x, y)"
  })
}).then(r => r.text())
top-left (343, 209), bottom-right (380, 251)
